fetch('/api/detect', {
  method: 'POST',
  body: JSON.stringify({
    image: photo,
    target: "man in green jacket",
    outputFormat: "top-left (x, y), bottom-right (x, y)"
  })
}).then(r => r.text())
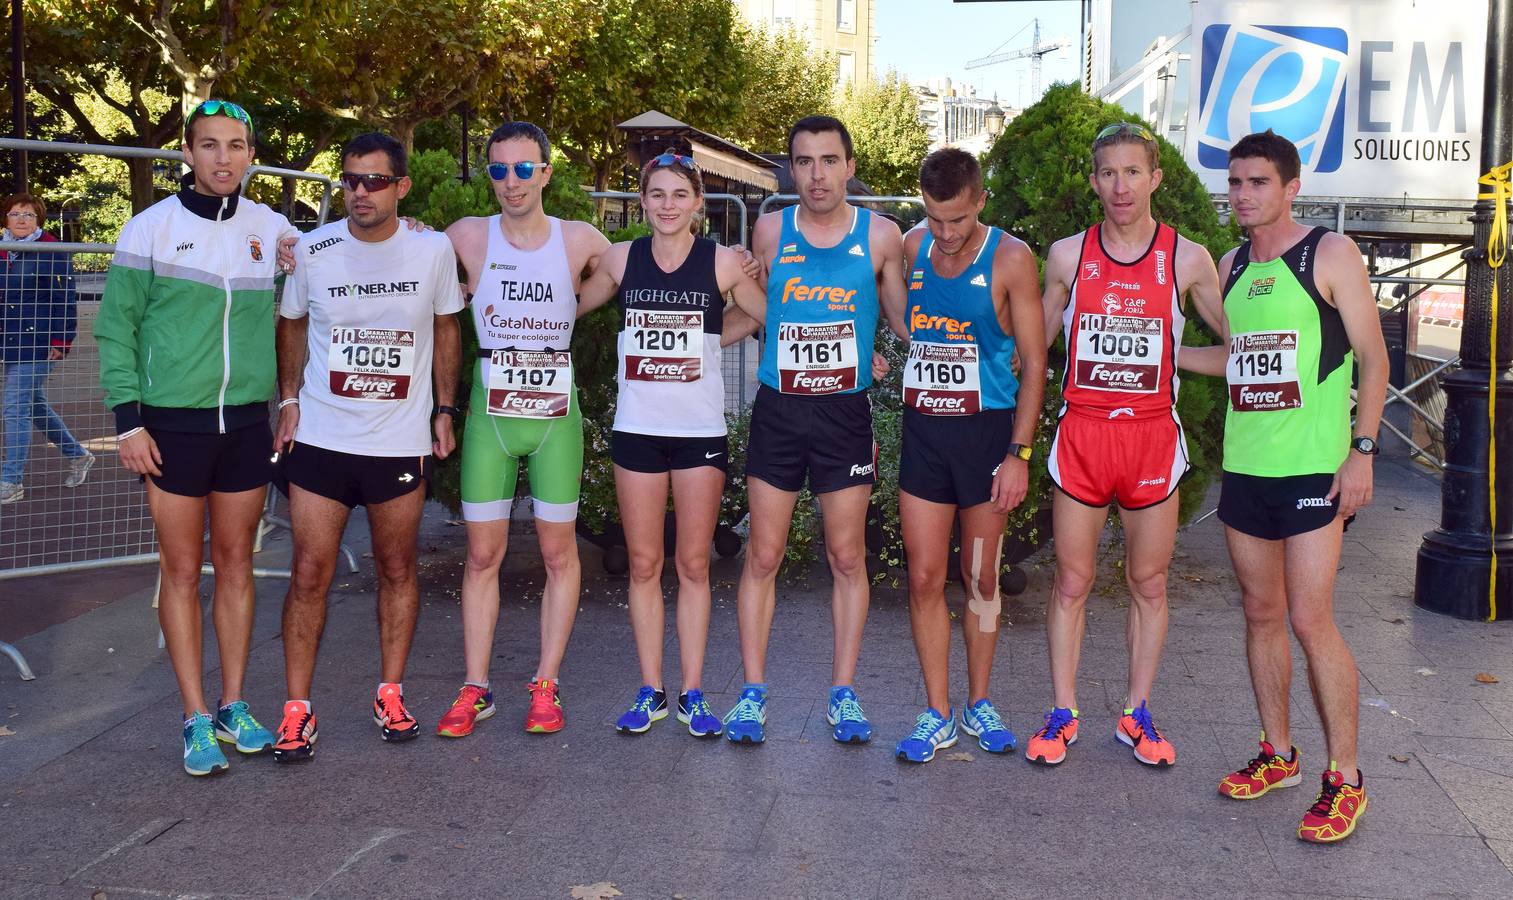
top-left (95, 99), bottom-right (298, 777)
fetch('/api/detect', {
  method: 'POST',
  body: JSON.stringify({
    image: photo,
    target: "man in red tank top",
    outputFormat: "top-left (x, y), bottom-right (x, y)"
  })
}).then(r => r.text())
top-left (1025, 123), bottom-right (1223, 769)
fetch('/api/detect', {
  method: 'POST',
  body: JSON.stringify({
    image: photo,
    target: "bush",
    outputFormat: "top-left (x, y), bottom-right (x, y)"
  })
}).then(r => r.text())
top-left (981, 83), bottom-right (1240, 524)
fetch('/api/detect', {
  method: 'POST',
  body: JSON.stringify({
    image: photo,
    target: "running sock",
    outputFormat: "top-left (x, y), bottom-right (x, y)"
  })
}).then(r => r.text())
top-left (466, 680), bottom-right (489, 691)
top-left (286, 700), bottom-right (312, 713)
top-left (377, 682), bottom-right (402, 695)
top-left (742, 682), bottom-right (769, 696)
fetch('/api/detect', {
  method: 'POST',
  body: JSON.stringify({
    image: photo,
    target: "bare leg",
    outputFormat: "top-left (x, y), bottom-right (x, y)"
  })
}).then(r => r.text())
top-left (735, 477), bottom-right (799, 684)
top-left (669, 465), bottom-right (723, 691)
top-left (1226, 526), bottom-right (1292, 750)
top-left (534, 518), bottom-right (580, 680)
top-left (616, 466), bottom-right (672, 688)
top-left (282, 485), bottom-right (351, 700)
top-left (958, 501), bottom-right (1010, 706)
top-left (368, 485), bottom-right (424, 684)
top-left (205, 485), bottom-right (267, 707)
top-left (1118, 491), bottom-right (1179, 707)
top-left (148, 483), bottom-right (210, 716)
top-left (1284, 519), bottom-right (1358, 774)
top-left (1046, 489), bottom-right (1110, 711)
top-left (818, 483), bottom-right (872, 687)
top-left (901, 490), bottom-right (957, 712)
top-left (460, 518), bottom-right (509, 685)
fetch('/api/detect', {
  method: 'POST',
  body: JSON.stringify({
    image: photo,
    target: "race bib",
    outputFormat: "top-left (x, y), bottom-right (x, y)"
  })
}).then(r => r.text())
top-left (1072, 313), bottom-right (1164, 393)
top-left (328, 327), bottom-right (415, 401)
top-left (776, 320), bottom-right (857, 395)
top-left (623, 310), bottom-right (702, 382)
top-left (1227, 331), bottom-right (1302, 412)
top-left (902, 341), bottom-right (980, 415)
top-left (486, 350), bottom-right (571, 419)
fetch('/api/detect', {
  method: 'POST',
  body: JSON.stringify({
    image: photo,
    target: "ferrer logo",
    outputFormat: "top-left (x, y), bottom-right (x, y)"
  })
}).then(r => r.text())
top-left (496, 392), bottom-right (553, 413)
top-left (781, 276), bottom-right (857, 310)
top-left (791, 371), bottom-right (845, 391)
top-left (1087, 364), bottom-right (1144, 386)
top-left (914, 392), bottom-right (966, 413)
top-left (909, 305), bottom-right (973, 337)
top-left (342, 374), bottom-right (397, 394)
top-left (849, 461), bottom-right (875, 477)
top-left (1195, 24), bottom-right (1349, 173)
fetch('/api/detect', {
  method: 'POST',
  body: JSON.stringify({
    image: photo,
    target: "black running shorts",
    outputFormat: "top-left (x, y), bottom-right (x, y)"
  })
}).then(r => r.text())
top-left (281, 441), bottom-right (430, 509)
top-left (1217, 471), bottom-right (1346, 540)
top-left (148, 421), bottom-right (274, 498)
top-left (612, 431), bottom-right (730, 474)
top-left (899, 407), bottom-right (1016, 508)
top-left (744, 385), bottom-right (875, 494)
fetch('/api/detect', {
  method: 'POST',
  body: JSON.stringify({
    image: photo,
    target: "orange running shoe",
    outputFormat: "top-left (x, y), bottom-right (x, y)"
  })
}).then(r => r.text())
top-left (1219, 738), bottom-right (1301, 799)
top-left (1116, 700), bottom-right (1175, 767)
top-left (373, 683), bottom-right (419, 742)
top-left (1025, 707), bottom-right (1079, 765)
top-left (1298, 766), bottom-right (1367, 843)
top-left (272, 701), bottom-right (317, 763)
top-left (525, 677), bottom-right (564, 733)
top-left (436, 684), bottom-right (496, 738)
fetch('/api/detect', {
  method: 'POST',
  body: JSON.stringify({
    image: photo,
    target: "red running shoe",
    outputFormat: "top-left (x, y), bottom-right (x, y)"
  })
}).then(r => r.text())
top-left (272, 701), bottom-right (318, 763)
top-left (436, 684), bottom-right (495, 738)
top-left (1219, 738), bottom-right (1301, 799)
top-left (373, 683), bottom-right (419, 742)
top-left (525, 677), bottom-right (564, 733)
top-left (1298, 766), bottom-right (1367, 843)
top-left (1115, 700), bottom-right (1176, 767)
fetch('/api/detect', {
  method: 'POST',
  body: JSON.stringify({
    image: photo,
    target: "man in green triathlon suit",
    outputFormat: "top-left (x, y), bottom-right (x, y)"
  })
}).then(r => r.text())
top-left (1182, 131), bottom-right (1387, 844)
top-left (435, 122), bottom-right (610, 737)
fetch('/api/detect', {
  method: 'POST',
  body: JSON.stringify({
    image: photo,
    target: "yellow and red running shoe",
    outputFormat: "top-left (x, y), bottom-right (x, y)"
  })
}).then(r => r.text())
top-left (1025, 707), bottom-right (1079, 765)
top-left (436, 684), bottom-right (495, 738)
top-left (1219, 737), bottom-right (1301, 799)
top-left (525, 677), bottom-right (564, 734)
top-left (1298, 766), bottom-right (1367, 843)
top-left (1116, 700), bottom-right (1175, 767)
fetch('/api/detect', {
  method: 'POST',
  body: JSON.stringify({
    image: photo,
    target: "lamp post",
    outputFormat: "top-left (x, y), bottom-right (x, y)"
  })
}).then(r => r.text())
top-left (1415, 0), bottom-right (1513, 621)
top-left (985, 102), bottom-right (1006, 139)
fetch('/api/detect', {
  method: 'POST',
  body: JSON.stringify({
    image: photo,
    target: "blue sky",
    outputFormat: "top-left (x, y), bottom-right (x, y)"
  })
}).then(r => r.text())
top-left (873, 0), bottom-right (1084, 108)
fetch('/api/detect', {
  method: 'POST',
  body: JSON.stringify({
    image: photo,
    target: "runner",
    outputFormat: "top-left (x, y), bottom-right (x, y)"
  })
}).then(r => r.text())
top-left (1184, 131), bottom-right (1386, 843)
top-left (726, 115), bottom-right (908, 745)
top-left (892, 148), bottom-right (1046, 763)
top-left (267, 132), bottom-right (463, 762)
top-left (574, 151), bottom-right (764, 737)
top-left (94, 100), bottom-right (296, 775)
top-left (1029, 122), bottom-right (1221, 768)
top-left (435, 121), bottom-right (610, 738)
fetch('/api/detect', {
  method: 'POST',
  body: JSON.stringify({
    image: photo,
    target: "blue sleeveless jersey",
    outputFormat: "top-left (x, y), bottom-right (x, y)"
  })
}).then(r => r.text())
top-left (758, 205), bottom-right (880, 393)
top-left (910, 227), bottom-right (1019, 410)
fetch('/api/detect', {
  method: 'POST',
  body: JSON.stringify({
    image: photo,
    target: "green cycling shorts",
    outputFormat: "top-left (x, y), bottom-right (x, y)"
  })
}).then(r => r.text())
top-left (460, 375), bottom-right (584, 523)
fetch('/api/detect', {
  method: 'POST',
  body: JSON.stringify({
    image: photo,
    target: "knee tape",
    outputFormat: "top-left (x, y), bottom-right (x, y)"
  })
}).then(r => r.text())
top-left (965, 535), bottom-right (1005, 632)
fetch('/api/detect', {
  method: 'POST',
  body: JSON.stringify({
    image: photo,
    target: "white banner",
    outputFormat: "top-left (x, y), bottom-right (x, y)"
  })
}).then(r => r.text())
top-left (1185, 0), bottom-right (1486, 199)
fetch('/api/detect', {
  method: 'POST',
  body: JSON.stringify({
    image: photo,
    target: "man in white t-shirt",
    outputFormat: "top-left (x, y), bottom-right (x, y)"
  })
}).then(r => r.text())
top-left (268, 132), bottom-right (464, 762)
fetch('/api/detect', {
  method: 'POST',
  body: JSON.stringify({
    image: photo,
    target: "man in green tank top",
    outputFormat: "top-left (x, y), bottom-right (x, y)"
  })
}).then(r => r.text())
top-left (1182, 131), bottom-right (1388, 844)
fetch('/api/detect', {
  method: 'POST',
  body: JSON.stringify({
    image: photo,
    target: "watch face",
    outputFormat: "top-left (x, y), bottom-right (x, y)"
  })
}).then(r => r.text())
top-left (1355, 437), bottom-right (1377, 454)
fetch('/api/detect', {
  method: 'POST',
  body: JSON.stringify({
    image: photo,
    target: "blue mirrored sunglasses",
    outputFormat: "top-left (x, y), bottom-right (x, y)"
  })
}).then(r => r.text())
top-left (189, 99), bottom-right (254, 134)
top-left (650, 152), bottom-right (696, 171)
top-left (487, 161), bottom-right (547, 181)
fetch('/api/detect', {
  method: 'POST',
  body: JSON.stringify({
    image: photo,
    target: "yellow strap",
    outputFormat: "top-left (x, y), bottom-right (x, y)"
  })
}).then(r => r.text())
top-left (1476, 163), bottom-right (1510, 620)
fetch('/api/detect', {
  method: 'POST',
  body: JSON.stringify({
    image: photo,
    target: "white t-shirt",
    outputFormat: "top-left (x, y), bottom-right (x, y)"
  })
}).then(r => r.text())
top-left (281, 220), bottom-right (465, 456)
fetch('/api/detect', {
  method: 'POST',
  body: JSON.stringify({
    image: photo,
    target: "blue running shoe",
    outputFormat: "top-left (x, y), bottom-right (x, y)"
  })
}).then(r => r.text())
top-left (961, 699), bottom-right (1017, 753)
top-left (895, 707), bottom-right (958, 763)
top-left (615, 686), bottom-right (668, 734)
top-left (215, 700), bottom-right (274, 754)
top-left (183, 712), bottom-right (229, 776)
top-left (827, 686), bottom-right (872, 744)
top-left (678, 690), bottom-right (723, 738)
top-left (724, 685), bottom-right (768, 744)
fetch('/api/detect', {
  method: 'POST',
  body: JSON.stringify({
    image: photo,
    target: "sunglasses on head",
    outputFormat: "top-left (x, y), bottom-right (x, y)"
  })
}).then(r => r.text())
top-left (649, 152), bottom-right (696, 171)
top-left (339, 171), bottom-right (404, 192)
top-left (486, 161), bottom-right (547, 181)
top-left (1096, 122), bottom-right (1156, 143)
top-left (189, 99), bottom-right (254, 134)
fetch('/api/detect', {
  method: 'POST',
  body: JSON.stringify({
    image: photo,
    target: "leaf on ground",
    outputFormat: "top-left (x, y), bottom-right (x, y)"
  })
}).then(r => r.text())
top-left (570, 883), bottom-right (623, 900)
top-left (1182, 574), bottom-right (1204, 583)
top-left (944, 752), bottom-right (975, 762)
top-left (0, 725), bottom-right (15, 737)
top-left (1475, 673), bottom-right (1500, 684)
top-left (1389, 618), bottom-right (1407, 625)
top-left (1415, 668), bottom-right (1436, 676)
top-left (1390, 754), bottom-right (1411, 763)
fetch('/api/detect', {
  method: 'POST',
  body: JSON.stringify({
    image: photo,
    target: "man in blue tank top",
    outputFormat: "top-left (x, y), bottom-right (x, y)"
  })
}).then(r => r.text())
top-left (893, 149), bottom-right (1046, 763)
top-left (726, 116), bottom-right (908, 745)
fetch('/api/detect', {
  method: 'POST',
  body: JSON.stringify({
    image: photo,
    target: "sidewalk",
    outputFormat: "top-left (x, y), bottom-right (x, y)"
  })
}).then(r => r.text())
top-left (1, 451), bottom-right (1511, 899)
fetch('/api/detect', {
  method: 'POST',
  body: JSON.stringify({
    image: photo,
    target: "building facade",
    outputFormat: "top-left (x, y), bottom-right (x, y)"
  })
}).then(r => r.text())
top-left (732, 0), bottom-right (876, 85)
top-left (913, 77), bottom-right (1013, 155)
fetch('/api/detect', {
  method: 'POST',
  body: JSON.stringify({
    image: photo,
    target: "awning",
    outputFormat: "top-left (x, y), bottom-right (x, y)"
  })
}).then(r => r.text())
top-left (692, 144), bottom-right (777, 192)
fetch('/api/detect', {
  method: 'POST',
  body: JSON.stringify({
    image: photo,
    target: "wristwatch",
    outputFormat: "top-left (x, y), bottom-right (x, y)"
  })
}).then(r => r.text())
top-left (1351, 435), bottom-right (1379, 455)
top-left (434, 404), bottom-right (460, 419)
top-left (1007, 443), bottom-right (1033, 462)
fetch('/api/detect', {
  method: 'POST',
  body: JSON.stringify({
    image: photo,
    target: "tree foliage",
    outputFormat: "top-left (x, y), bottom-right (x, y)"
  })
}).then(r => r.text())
top-left (726, 24), bottom-right (837, 154)
top-left (836, 70), bottom-right (930, 196)
top-left (982, 83), bottom-right (1240, 522)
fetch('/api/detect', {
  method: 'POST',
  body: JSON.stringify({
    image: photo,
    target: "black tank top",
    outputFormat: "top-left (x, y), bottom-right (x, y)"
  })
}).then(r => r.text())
top-left (613, 236), bottom-right (727, 436)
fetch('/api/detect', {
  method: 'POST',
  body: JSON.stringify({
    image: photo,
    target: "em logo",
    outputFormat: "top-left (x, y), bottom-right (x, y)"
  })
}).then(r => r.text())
top-left (1196, 24), bottom-right (1349, 173)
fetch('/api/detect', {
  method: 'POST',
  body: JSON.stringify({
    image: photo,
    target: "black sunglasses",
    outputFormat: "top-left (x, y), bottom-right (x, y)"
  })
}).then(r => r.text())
top-left (340, 171), bottom-right (404, 192)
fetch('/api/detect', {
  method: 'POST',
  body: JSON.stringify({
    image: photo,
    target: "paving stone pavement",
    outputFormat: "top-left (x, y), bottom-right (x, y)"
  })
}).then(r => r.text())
top-left (2, 450), bottom-right (1511, 899)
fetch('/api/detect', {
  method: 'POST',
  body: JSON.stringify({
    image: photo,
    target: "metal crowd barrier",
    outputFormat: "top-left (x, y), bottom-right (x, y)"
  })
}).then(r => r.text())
top-left (0, 138), bottom-right (336, 677)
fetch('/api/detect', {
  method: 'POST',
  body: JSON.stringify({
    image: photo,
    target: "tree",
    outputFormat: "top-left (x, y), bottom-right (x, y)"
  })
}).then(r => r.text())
top-left (509, 0), bottom-right (749, 191)
top-left (726, 23), bottom-right (837, 154)
top-left (836, 70), bottom-right (930, 196)
top-left (982, 82), bottom-right (1240, 522)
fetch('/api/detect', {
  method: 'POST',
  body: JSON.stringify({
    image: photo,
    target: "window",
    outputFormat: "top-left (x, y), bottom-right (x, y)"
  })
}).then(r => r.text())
top-left (837, 0), bottom-right (856, 33)
top-left (837, 51), bottom-right (855, 86)
top-left (773, 0), bottom-right (797, 26)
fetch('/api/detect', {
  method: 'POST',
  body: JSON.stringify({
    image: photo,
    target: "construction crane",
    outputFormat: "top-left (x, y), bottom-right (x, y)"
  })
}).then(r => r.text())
top-left (965, 18), bottom-right (1069, 104)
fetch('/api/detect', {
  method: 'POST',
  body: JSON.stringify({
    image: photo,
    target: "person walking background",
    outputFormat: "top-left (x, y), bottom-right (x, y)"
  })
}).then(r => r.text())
top-left (2, 192), bottom-right (94, 503)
